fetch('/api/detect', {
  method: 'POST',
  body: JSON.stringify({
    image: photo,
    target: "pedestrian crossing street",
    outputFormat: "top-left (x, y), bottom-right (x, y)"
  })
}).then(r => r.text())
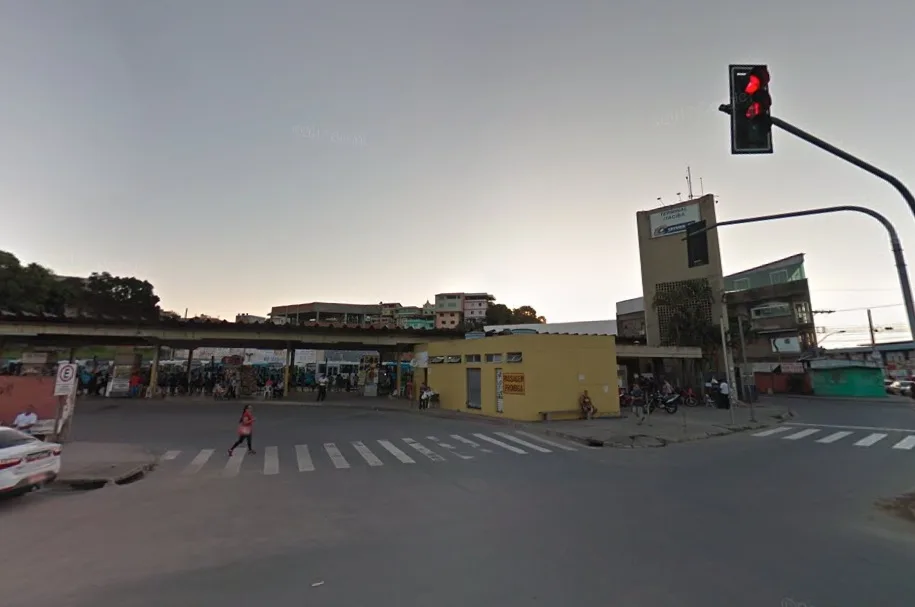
top-left (157, 431), bottom-right (580, 477)
top-left (753, 424), bottom-right (915, 451)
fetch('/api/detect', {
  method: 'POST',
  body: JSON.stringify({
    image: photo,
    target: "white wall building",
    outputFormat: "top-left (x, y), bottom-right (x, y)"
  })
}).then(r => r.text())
top-left (484, 320), bottom-right (617, 335)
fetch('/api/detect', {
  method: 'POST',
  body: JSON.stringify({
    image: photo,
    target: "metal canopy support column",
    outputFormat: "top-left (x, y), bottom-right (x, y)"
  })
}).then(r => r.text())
top-left (283, 343), bottom-right (293, 398)
top-left (395, 346), bottom-right (403, 398)
top-left (186, 348), bottom-right (194, 395)
top-left (147, 345), bottom-right (161, 398)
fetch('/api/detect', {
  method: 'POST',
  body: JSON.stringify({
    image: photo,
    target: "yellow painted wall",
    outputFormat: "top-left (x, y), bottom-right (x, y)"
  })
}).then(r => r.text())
top-left (416, 334), bottom-right (620, 421)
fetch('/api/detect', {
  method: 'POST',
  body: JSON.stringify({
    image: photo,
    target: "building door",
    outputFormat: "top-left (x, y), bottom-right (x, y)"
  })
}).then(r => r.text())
top-left (466, 368), bottom-right (482, 409)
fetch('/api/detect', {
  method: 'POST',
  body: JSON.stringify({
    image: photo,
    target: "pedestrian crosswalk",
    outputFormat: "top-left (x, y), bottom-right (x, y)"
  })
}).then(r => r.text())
top-left (753, 424), bottom-right (915, 451)
top-left (159, 431), bottom-right (578, 478)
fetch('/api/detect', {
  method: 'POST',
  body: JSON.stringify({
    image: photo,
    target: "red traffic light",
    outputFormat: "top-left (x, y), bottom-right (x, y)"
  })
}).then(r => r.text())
top-left (746, 102), bottom-right (762, 118)
top-left (745, 75), bottom-right (761, 94)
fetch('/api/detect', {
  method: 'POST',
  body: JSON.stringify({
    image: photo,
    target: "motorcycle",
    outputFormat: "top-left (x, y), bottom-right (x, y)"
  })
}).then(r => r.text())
top-left (647, 391), bottom-right (679, 415)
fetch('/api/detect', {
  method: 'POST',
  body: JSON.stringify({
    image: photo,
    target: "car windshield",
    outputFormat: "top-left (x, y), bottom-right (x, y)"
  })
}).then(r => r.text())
top-left (0, 427), bottom-right (40, 449)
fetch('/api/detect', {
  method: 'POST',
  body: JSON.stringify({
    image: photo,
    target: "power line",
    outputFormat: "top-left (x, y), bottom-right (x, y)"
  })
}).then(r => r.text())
top-left (814, 303), bottom-right (903, 314)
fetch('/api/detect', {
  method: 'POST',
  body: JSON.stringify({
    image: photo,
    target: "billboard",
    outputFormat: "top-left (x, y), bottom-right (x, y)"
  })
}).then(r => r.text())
top-left (649, 203), bottom-right (701, 238)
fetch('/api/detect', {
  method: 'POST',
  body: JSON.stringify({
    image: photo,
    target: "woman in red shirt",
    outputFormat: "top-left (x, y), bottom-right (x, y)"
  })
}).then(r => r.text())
top-left (228, 405), bottom-right (256, 455)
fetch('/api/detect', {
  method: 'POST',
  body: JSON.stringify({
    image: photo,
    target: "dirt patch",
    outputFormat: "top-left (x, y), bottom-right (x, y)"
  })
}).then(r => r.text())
top-left (876, 491), bottom-right (915, 523)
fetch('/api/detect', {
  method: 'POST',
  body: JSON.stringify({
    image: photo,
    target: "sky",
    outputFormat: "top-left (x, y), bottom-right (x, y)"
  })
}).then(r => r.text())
top-left (1, 1), bottom-right (912, 349)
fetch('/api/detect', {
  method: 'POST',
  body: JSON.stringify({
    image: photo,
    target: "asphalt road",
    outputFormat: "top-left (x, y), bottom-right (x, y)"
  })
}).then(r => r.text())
top-left (4, 398), bottom-right (915, 607)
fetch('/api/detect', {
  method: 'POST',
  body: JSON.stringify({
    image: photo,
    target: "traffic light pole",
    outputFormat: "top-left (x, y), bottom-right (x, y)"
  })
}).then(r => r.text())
top-left (719, 105), bottom-right (915, 215)
top-left (685, 205), bottom-right (915, 346)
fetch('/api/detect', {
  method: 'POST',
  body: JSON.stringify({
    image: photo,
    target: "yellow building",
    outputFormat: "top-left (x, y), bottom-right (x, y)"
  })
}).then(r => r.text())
top-left (413, 333), bottom-right (620, 421)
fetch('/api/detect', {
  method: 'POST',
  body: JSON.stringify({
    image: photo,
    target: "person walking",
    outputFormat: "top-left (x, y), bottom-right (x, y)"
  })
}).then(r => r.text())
top-left (228, 404), bottom-right (256, 455)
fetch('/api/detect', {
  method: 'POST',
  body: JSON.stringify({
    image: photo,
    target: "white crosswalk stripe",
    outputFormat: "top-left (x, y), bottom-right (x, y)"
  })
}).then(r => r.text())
top-left (377, 440), bottom-right (415, 463)
top-left (450, 434), bottom-right (493, 452)
top-left (752, 426), bottom-right (794, 437)
top-left (513, 431), bottom-right (578, 451)
top-left (159, 431), bottom-right (579, 477)
top-left (183, 449), bottom-right (214, 475)
top-left (816, 431), bottom-right (853, 444)
top-left (783, 428), bottom-right (821, 440)
top-left (494, 432), bottom-right (552, 453)
top-left (750, 425), bottom-right (915, 453)
top-left (295, 444), bottom-right (315, 471)
top-left (264, 446), bottom-right (280, 475)
top-left (402, 438), bottom-right (445, 462)
top-left (427, 436), bottom-right (473, 460)
top-left (353, 441), bottom-right (384, 466)
top-left (324, 443), bottom-right (350, 469)
top-left (892, 436), bottom-right (915, 450)
top-left (855, 433), bottom-right (888, 447)
top-left (223, 449), bottom-right (246, 477)
top-left (474, 433), bottom-right (527, 454)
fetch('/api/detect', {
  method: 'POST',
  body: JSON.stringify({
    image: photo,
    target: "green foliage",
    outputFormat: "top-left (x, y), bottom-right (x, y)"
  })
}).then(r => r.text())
top-left (0, 251), bottom-right (160, 318)
top-left (484, 303), bottom-right (546, 326)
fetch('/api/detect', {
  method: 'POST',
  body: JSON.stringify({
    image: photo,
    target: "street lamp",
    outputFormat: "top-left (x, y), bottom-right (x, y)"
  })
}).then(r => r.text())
top-left (819, 330), bottom-right (847, 343)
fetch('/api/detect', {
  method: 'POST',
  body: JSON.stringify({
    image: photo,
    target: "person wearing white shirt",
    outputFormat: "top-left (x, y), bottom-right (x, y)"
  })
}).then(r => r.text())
top-left (717, 379), bottom-right (731, 409)
top-left (13, 406), bottom-right (38, 434)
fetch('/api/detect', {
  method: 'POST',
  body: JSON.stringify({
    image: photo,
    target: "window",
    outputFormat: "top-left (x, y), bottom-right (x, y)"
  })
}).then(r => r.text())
top-left (770, 270), bottom-right (788, 284)
top-left (465, 354), bottom-right (481, 363)
top-left (506, 352), bottom-right (523, 363)
top-left (751, 302), bottom-right (791, 319)
top-left (445, 355), bottom-right (462, 364)
top-left (429, 356), bottom-right (445, 364)
top-left (731, 277), bottom-right (750, 291)
top-left (485, 353), bottom-right (503, 363)
top-left (794, 301), bottom-right (811, 324)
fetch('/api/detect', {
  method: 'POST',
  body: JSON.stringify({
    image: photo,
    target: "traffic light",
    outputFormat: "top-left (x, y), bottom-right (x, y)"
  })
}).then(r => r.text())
top-left (728, 64), bottom-right (772, 154)
top-left (686, 221), bottom-right (709, 268)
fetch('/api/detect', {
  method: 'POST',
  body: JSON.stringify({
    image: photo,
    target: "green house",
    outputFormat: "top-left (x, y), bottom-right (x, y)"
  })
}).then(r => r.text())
top-left (809, 360), bottom-right (885, 398)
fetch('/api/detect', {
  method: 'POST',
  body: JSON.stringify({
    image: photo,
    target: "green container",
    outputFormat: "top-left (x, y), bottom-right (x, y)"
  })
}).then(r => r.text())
top-left (811, 366), bottom-right (886, 398)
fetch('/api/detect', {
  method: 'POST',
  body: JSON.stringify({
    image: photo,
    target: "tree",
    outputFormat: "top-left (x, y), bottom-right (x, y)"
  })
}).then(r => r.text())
top-left (0, 250), bottom-right (161, 318)
top-left (484, 302), bottom-right (546, 326)
top-left (651, 280), bottom-right (720, 364)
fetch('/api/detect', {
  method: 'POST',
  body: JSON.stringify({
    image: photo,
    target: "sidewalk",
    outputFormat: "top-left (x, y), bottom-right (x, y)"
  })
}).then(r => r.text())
top-left (57, 442), bottom-right (159, 489)
top-left (536, 402), bottom-right (795, 448)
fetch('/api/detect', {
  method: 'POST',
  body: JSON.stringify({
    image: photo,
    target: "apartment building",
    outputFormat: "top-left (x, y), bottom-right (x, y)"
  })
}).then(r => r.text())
top-left (433, 292), bottom-right (494, 329)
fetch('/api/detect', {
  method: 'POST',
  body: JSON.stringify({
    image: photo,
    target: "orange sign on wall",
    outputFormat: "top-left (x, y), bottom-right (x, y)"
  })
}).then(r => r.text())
top-left (0, 376), bottom-right (59, 426)
top-left (502, 373), bottom-right (525, 395)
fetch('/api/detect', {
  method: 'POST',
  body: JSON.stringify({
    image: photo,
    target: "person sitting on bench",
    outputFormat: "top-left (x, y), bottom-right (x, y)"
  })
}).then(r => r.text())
top-left (579, 390), bottom-right (598, 419)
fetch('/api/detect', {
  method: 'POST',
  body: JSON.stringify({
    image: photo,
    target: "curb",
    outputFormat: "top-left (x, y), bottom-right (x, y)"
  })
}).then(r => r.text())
top-left (56, 459), bottom-right (159, 491)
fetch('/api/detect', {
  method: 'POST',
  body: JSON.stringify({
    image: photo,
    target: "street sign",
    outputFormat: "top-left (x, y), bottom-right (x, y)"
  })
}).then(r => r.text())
top-left (54, 363), bottom-right (78, 396)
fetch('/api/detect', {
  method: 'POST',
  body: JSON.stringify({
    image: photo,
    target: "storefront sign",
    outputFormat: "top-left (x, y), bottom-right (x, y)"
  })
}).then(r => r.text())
top-left (502, 373), bottom-right (525, 395)
top-left (495, 368), bottom-right (504, 413)
top-left (780, 362), bottom-right (805, 374)
top-left (649, 204), bottom-right (700, 238)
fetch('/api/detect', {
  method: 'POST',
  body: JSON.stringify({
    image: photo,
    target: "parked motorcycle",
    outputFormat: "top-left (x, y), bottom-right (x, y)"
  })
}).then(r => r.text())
top-left (647, 392), bottom-right (679, 414)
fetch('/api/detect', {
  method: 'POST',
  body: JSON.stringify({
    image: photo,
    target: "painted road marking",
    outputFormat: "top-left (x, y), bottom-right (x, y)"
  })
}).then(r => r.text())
top-left (450, 434), bottom-right (493, 453)
top-left (494, 432), bottom-right (552, 453)
top-left (353, 441), bottom-right (384, 466)
top-left (892, 436), bottom-right (915, 450)
top-left (783, 428), bottom-right (821, 441)
top-left (264, 446), bottom-right (280, 475)
top-left (377, 440), bottom-right (415, 463)
top-left (752, 426), bottom-right (794, 437)
top-left (427, 436), bottom-right (473, 460)
top-left (222, 449), bottom-right (246, 477)
top-left (402, 438), bottom-right (445, 462)
top-left (162, 450), bottom-right (181, 460)
top-left (183, 449), bottom-right (214, 475)
top-left (816, 431), bottom-right (854, 444)
top-left (324, 443), bottom-right (350, 469)
top-left (785, 422), bottom-right (915, 433)
top-left (854, 433), bottom-right (888, 447)
top-left (295, 444), bottom-right (315, 471)
top-left (513, 431), bottom-right (577, 451)
top-left (474, 433), bottom-right (527, 454)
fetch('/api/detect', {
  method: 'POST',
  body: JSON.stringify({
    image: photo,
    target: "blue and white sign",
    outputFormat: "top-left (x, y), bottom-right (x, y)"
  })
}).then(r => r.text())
top-left (649, 203), bottom-right (701, 238)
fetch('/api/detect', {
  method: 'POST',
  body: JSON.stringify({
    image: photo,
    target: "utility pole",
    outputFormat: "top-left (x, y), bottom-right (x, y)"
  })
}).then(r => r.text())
top-left (737, 314), bottom-right (756, 422)
top-left (867, 308), bottom-right (877, 346)
top-left (718, 298), bottom-right (736, 426)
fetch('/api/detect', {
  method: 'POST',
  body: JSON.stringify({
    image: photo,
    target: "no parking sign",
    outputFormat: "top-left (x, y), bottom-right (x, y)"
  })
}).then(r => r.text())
top-left (54, 363), bottom-right (78, 396)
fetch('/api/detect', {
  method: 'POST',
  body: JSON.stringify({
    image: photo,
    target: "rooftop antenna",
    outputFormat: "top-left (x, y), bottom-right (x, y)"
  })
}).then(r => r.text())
top-left (700, 177), bottom-right (704, 196)
top-left (676, 192), bottom-right (683, 201)
top-left (656, 197), bottom-right (663, 207)
top-left (686, 167), bottom-right (694, 199)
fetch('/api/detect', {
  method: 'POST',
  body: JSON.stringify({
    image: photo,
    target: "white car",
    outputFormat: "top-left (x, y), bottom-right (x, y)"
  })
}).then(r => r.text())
top-left (0, 426), bottom-right (62, 497)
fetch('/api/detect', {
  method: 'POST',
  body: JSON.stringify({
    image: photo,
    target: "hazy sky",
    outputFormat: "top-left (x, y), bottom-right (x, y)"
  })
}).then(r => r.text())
top-left (1, 1), bottom-right (912, 348)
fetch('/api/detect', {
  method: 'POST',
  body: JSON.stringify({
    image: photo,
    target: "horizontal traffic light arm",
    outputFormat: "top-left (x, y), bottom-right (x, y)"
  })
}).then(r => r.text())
top-left (718, 104), bottom-right (915, 215)
top-left (681, 204), bottom-right (915, 341)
